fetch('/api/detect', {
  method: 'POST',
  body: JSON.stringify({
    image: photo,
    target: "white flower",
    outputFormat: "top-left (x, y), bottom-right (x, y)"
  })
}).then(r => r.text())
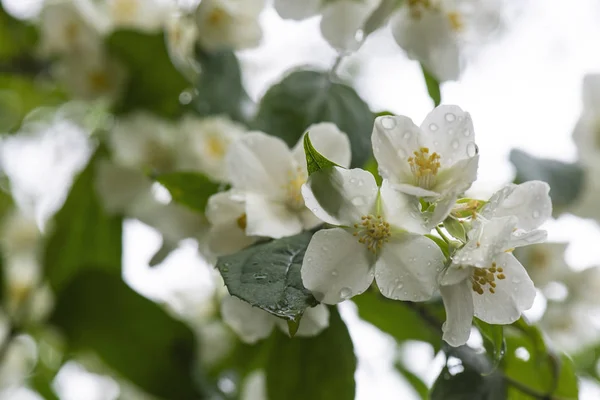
top-left (274, 0), bottom-right (381, 52)
top-left (514, 242), bottom-right (569, 288)
top-left (390, 0), bottom-right (503, 81)
top-left (439, 181), bottom-right (552, 347)
top-left (573, 74), bottom-right (600, 165)
top-left (225, 123), bottom-right (351, 239)
top-left (108, 112), bottom-right (178, 172)
top-left (178, 115), bottom-right (246, 182)
top-left (0, 210), bottom-right (41, 256)
top-left (95, 161), bottom-right (155, 215)
top-left (54, 51), bottom-right (127, 103)
top-left (105, 0), bottom-right (174, 32)
top-left (205, 190), bottom-right (257, 256)
top-left (540, 302), bottom-right (600, 353)
top-left (166, 13), bottom-right (200, 80)
top-left (301, 167), bottom-right (445, 304)
top-left (195, 0), bottom-right (265, 51)
top-left (39, 0), bottom-right (103, 57)
top-left (372, 105), bottom-right (479, 226)
top-left (220, 295), bottom-right (330, 344)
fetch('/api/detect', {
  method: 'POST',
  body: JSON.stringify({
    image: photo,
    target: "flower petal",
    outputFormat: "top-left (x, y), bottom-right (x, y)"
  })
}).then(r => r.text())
top-left (440, 280), bottom-right (474, 347)
top-left (379, 180), bottom-right (428, 234)
top-left (221, 295), bottom-right (275, 344)
top-left (320, 0), bottom-right (373, 52)
top-left (582, 74), bottom-right (600, 108)
top-left (440, 265), bottom-right (472, 286)
top-left (206, 190), bottom-right (256, 255)
top-left (371, 115), bottom-right (421, 184)
top-left (244, 193), bottom-right (303, 239)
top-left (418, 105), bottom-right (476, 167)
top-left (472, 253), bottom-right (536, 325)
top-left (481, 181), bottom-right (552, 231)
top-left (273, 0), bottom-right (322, 20)
top-left (375, 233), bottom-right (445, 302)
top-left (226, 132), bottom-right (294, 198)
top-left (454, 216), bottom-right (518, 267)
top-left (301, 228), bottom-right (375, 304)
top-left (434, 155), bottom-right (479, 197)
top-left (302, 167), bottom-right (378, 226)
top-left (292, 122), bottom-right (352, 173)
top-left (206, 190), bottom-right (245, 225)
top-left (274, 304), bottom-right (330, 337)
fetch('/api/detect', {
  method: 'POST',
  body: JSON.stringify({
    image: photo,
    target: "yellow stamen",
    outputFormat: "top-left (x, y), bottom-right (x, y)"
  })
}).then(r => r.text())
top-left (236, 214), bottom-right (247, 230)
top-left (354, 214), bottom-right (391, 254)
top-left (407, 147), bottom-right (441, 189)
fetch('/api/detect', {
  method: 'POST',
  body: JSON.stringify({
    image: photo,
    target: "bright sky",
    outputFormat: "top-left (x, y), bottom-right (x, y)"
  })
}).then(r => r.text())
top-left (3, 0), bottom-right (600, 399)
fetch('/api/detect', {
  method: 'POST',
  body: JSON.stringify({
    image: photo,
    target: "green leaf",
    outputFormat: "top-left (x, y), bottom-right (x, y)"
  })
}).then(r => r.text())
top-left (443, 218), bottom-right (466, 243)
top-left (353, 290), bottom-right (442, 351)
top-left (0, 6), bottom-right (38, 61)
top-left (193, 49), bottom-right (249, 121)
top-left (216, 231), bottom-right (318, 322)
top-left (425, 234), bottom-right (450, 259)
top-left (43, 150), bottom-right (122, 292)
top-left (420, 64), bottom-right (441, 107)
top-left (50, 270), bottom-right (202, 400)
top-left (396, 363), bottom-right (428, 399)
top-left (253, 70), bottom-right (374, 167)
top-left (266, 306), bottom-right (356, 400)
top-left (431, 344), bottom-right (506, 400)
top-left (475, 319), bottom-right (505, 367)
top-left (303, 133), bottom-right (339, 176)
top-left (509, 149), bottom-right (584, 211)
top-left (154, 171), bottom-right (220, 213)
top-left (107, 30), bottom-right (189, 117)
top-left (362, 157), bottom-right (383, 186)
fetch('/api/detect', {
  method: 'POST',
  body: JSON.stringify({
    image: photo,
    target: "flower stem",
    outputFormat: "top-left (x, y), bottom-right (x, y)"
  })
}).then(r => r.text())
top-left (435, 226), bottom-right (451, 244)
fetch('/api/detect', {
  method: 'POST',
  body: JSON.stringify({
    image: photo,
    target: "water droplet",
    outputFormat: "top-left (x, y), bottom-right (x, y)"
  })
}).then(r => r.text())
top-left (532, 210), bottom-right (540, 218)
top-left (466, 142), bottom-right (478, 157)
top-left (451, 140), bottom-right (459, 149)
top-left (427, 261), bottom-right (432, 266)
top-left (350, 178), bottom-right (357, 184)
top-left (306, 257), bottom-right (313, 263)
top-left (253, 273), bottom-right (267, 280)
top-left (222, 267), bottom-right (229, 272)
top-left (396, 283), bottom-right (404, 290)
top-left (331, 270), bottom-right (338, 277)
top-left (223, 262), bottom-right (231, 267)
top-left (409, 257), bottom-right (416, 262)
top-left (352, 197), bottom-right (366, 206)
top-left (512, 277), bottom-right (521, 284)
top-left (396, 148), bottom-right (406, 158)
top-left (462, 129), bottom-right (471, 137)
top-left (339, 287), bottom-right (352, 299)
top-left (447, 129), bottom-right (455, 135)
top-left (357, 179), bottom-right (364, 187)
top-left (402, 131), bottom-right (411, 139)
top-left (381, 116), bottom-right (396, 129)
top-left (179, 91), bottom-right (193, 105)
top-left (429, 123), bottom-right (439, 131)
top-left (445, 113), bottom-right (456, 122)
top-left (354, 29), bottom-right (364, 42)
top-left (394, 278), bottom-right (400, 284)
top-left (433, 141), bottom-right (439, 146)
top-left (322, 246), bottom-right (329, 251)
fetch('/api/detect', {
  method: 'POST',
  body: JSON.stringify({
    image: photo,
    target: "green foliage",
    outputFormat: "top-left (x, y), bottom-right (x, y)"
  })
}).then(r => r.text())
top-left (353, 290), bottom-right (443, 351)
top-left (363, 157), bottom-right (383, 186)
top-left (43, 150), bottom-right (122, 292)
top-left (396, 363), bottom-right (428, 400)
top-left (193, 49), bottom-right (249, 121)
top-left (420, 64), bottom-right (441, 107)
top-left (475, 319), bottom-right (505, 366)
top-left (107, 30), bottom-right (189, 117)
top-left (217, 231), bottom-right (318, 322)
top-left (443, 218), bottom-right (467, 243)
top-left (155, 171), bottom-right (220, 213)
top-left (50, 270), bottom-right (202, 400)
top-left (303, 133), bottom-right (339, 176)
top-left (253, 70), bottom-right (374, 168)
top-left (266, 307), bottom-right (356, 400)
top-left (0, 6), bottom-right (38, 61)
top-left (510, 149), bottom-right (584, 211)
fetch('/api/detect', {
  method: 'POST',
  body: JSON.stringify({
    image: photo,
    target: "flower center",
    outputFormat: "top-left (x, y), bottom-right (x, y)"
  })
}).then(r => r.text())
top-left (207, 7), bottom-right (228, 26)
top-left (353, 215), bottom-right (391, 253)
top-left (88, 70), bottom-right (110, 93)
top-left (65, 22), bottom-right (80, 42)
top-left (471, 262), bottom-right (506, 295)
top-left (112, 0), bottom-right (139, 21)
top-left (206, 136), bottom-right (226, 159)
top-left (408, 147), bottom-right (441, 190)
top-left (447, 11), bottom-right (464, 32)
top-left (284, 167), bottom-right (306, 210)
top-left (236, 213), bottom-right (247, 230)
top-left (529, 248), bottom-right (548, 271)
top-left (408, 0), bottom-right (433, 18)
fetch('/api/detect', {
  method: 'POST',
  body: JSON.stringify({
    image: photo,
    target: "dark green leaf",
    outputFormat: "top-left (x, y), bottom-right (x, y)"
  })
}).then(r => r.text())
top-left (509, 149), bottom-right (584, 211)
top-left (443, 218), bottom-right (466, 243)
top-left (217, 231), bottom-right (318, 322)
top-left (43, 150), bottom-right (122, 292)
top-left (362, 157), bottom-right (383, 186)
top-left (353, 290), bottom-right (442, 351)
top-left (193, 49), bottom-right (249, 121)
top-left (155, 171), bottom-right (220, 213)
top-left (421, 64), bottom-right (441, 107)
top-left (0, 6), bottom-right (38, 61)
top-left (475, 319), bottom-right (505, 367)
top-left (253, 70), bottom-right (374, 167)
top-left (107, 30), bottom-right (189, 117)
top-left (303, 133), bottom-right (339, 176)
top-left (396, 363), bottom-right (428, 399)
top-left (425, 234), bottom-right (450, 259)
top-left (266, 307), bottom-right (356, 400)
top-left (50, 270), bottom-right (202, 400)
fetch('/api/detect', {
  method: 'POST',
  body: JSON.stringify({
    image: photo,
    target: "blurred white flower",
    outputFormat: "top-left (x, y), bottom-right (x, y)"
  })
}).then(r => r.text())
top-left (514, 242), bottom-right (570, 288)
top-left (390, 0), bottom-right (504, 81)
top-left (220, 295), bottom-right (329, 344)
top-left (274, 0), bottom-right (381, 52)
top-left (240, 370), bottom-right (267, 400)
top-left (94, 161), bottom-right (154, 215)
top-left (108, 112), bottom-right (178, 172)
top-left (197, 320), bottom-right (236, 368)
top-left (301, 167), bottom-right (444, 304)
top-left (105, 0), bottom-right (175, 32)
top-left (178, 115), bottom-right (246, 182)
top-left (54, 52), bottom-right (127, 103)
top-left (573, 74), bottom-right (600, 165)
top-left (439, 181), bottom-right (552, 347)
top-left (166, 13), bottom-right (200, 80)
top-left (540, 302), bottom-right (600, 354)
top-left (0, 334), bottom-right (37, 391)
top-left (225, 123), bottom-right (351, 239)
top-left (38, 0), bottom-right (103, 57)
top-left (0, 210), bottom-right (40, 256)
top-left (372, 105), bottom-right (479, 226)
top-left (195, 0), bottom-right (265, 51)
top-left (205, 190), bottom-right (257, 256)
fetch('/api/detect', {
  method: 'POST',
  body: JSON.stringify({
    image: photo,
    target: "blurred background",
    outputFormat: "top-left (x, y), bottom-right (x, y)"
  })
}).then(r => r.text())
top-left (2, 0), bottom-right (600, 399)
